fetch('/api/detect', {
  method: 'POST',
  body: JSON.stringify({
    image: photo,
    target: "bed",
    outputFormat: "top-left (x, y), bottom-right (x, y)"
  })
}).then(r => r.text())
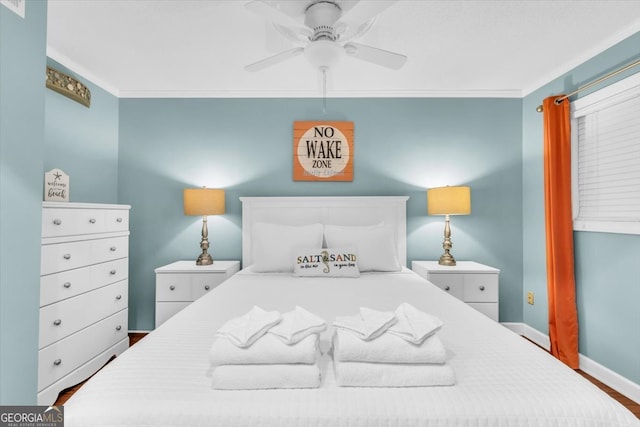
top-left (64, 196), bottom-right (640, 427)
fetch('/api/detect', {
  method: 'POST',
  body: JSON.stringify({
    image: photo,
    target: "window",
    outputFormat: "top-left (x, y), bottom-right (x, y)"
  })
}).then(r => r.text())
top-left (571, 72), bottom-right (640, 235)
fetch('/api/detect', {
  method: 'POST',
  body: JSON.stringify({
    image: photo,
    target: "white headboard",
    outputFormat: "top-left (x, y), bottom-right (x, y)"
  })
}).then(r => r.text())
top-left (240, 196), bottom-right (409, 268)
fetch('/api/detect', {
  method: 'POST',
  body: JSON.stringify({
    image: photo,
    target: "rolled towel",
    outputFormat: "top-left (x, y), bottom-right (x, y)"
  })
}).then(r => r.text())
top-left (387, 303), bottom-right (444, 345)
top-left (333, 329), bottom-right (447, 364)
top-left (267, 306), bottom-right (327, 345)
top-left (211, 363), bottom-right (321, 390)
top-left (333, 307), bottom-right (397, 341)
top-left (333, 359), bottom-right (456, 388)
top-left (216, 306), bottom-right (281, 348)
top-left (210, 333), bottom-right (320, 366)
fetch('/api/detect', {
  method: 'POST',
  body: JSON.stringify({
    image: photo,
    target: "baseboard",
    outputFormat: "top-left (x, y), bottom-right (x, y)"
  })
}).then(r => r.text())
top-left (502, 322), bottom-right (639, 404)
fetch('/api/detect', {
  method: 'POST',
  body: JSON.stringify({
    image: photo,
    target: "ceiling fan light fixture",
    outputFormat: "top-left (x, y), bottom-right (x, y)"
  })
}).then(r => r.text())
top-left (304, 39), bottom-right (344, 70)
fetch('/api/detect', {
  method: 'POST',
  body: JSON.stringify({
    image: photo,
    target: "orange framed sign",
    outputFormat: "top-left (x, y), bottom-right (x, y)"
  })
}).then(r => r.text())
top-left (293, 121), bottom-right (354, 181)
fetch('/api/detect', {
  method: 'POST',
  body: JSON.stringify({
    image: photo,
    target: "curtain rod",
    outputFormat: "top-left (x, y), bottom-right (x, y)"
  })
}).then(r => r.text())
top-left (535, 58), bottom-right (640, 112)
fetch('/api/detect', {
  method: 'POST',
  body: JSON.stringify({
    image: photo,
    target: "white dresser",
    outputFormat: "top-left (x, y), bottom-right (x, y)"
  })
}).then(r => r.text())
top-left (155, 260), bottom-right (240, 328)
top-left (38, 202), bottom-right (131, 405)
top-left (412, 261), bottom-right (500, 321)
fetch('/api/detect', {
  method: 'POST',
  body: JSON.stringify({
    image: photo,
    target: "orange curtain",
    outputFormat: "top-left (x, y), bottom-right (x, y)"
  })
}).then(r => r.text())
top-left (543, 96), bottom-right (579, 368)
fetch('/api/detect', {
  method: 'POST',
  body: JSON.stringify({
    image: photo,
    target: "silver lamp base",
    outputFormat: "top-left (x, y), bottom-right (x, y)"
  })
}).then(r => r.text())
top-left (438, 214), bottom-right (457, 266)
top-left (195, 215), bottom-right (214, 265)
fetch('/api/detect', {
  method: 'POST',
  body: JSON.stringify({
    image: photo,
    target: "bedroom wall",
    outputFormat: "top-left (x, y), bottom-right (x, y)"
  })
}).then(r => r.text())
top-left (118, 97), bottom-right (523, 331)
top-left (0, 0), bottom-right (47, 404)
top-left (522, 31), bottom-right (640, 384)
top-left (45, 58), bottom-right (120, 203)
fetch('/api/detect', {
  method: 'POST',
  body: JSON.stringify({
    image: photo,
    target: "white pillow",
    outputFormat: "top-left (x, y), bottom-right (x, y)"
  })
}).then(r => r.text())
top-left (293, 248), bottom-right (360, 278)
top-left (324, 225), bottom-right (401, 272)
top-left (252, 223), bottom-right (323, 272)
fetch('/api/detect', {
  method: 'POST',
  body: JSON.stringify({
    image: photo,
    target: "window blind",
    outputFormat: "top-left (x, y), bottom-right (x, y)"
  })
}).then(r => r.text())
top-left (571, 72), bottom-right (640, 234)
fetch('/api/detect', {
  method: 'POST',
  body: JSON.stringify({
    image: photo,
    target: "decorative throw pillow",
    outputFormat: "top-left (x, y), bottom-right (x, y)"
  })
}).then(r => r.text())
top-left (252, 223), bottom-right (324, 272)
top-left (324, 224), bottom-right (401, 272)
top-left (293, 248), bottom-right (360, 277)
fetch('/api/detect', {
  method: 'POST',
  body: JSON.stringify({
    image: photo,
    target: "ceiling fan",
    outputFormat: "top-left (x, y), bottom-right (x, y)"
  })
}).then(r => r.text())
top-left (244, 0), bottom-right (407, 72)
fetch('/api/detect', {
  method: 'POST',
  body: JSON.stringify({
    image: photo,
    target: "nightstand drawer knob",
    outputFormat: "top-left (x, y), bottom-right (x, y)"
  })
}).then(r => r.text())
top-left (110, 269), bottom-right (117, 275)
top-left (169, 285), bottom-right (176, 291)
top-left (116, 217), bottom-right (123, 223)
top-left (63, 282), bottom-right (71, 288)
top-left (53, 359), bottom-right (62, 366)
top-left (479, 285), bottom-right (485, 291)
top-left (110, 246), bottom-right (117, 252)
top-left (53, 219), bottom-right (62, 226)
top-left (53, 319), bottom-right (62, 326)
top-left (89, 218), bottom-right (97, 224)
top-left (444, 285), bottom-right (450, 291)
top-left (204, 285), bottom-right (211, 291)
top-left (63, 253), bottom-right (71, 260)
top-left (116, 325), bottom-right (122, 331)
top-left (116, 294), bottom-right (122, 300)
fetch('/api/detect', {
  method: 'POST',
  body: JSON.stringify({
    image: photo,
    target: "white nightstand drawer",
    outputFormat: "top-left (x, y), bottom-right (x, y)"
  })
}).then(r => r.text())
top-left (191, 274), bottom-right (227, 299)
top-left (463, 274), bottom-right (498, 302)
top-left (38, 308), bottom-right (128, 391)
top-left (156, 302), bottom-right (191, 326)
top-left (156, 274), bottom-right (191, 301)
top-left (468, 302), bottom-right (498, 321)
top-left (428, 273), bottom-right (464, 300)
top-left (39, 279), bottom-right (128, 348)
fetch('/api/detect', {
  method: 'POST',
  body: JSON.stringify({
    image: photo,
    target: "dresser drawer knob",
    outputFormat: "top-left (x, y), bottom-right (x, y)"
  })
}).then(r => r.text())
top-left (116, 217), bottom-right (123, 223)
top-left (479, 285), bottom-right (485, 291)
top-left (169, 285), bottom-right (176, 291)
top-left (116, 294), bottom-right (122, 300)
top-left (53, 359), bottom-right (62, 366)
top-left (116, 325), bottom-right (122, 331)
top-left (63, 282), bottom-right (71, 288)
top-left (63, 254), bottom-right (71, 260)
top-left (53, 319), bottom-right (62, 326)
top-left (204, 285), bottom-right (211, 291)
top-left (110, 269), bottom-right (117, 275)
top-left (110, 246), bottom-right (117, 252)
top-left (53, 219), bottom-right (62, 226)
top-left (89, 218), bottom-right (97, 224)
top-left (444, 285), bottom-right (450, 291)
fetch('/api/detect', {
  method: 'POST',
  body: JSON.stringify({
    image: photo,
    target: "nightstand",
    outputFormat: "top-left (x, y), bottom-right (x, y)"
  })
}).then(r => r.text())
top-left (411, 261), bottom-right (500, 321)
top-left (154, 260), bottom-right (240, 328)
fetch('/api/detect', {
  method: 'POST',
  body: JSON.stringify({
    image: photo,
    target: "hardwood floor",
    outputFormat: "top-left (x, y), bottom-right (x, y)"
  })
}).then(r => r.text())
top-left (54, 333), bottom-right (639, 420)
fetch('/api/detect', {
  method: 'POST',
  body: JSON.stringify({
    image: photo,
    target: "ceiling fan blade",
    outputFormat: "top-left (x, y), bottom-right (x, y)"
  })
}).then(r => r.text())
top-left (336, 0), bottom-right (398, 29)
top-left (245, 0), bottom-right (309, 34)
top-left (343, 42), bottom-right (407, 70)
top-left (245, 47), bottom-right (304, 72)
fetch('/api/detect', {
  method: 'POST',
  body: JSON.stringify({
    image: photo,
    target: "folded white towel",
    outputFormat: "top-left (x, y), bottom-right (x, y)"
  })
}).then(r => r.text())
top-left (216, 306), bottom-right (282, 348)
top-left (267, 306), bottom-right (327, 345)
top-left (334, 359), bottom-right (456, 387)
top-left (387, 303), bottom-right (444, 345)
top-left (209, 333), bottom-right (320, 366)
top-left (333, 329), bottom-right (447, 364)
top-left (211, 363), bottom-right (321, 390)
top-left (333, 307), bottom-right (397, 341)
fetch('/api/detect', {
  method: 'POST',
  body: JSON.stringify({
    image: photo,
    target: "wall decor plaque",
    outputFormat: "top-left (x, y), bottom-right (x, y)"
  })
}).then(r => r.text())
top-left (293, 121), bottom-right (354, 182)
top-left (44, 169), bottom-right (69, 202)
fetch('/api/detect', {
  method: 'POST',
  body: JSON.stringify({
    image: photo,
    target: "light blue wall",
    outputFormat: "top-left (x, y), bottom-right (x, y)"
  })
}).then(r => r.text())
top-left (0, 0), bottom-right (47, 404)
top-left (118, 97), bottom-right (523, 330)
top-left (45, 59), bottom-right (119, 203)
top-left (522, 32), bottom-right (640, 384)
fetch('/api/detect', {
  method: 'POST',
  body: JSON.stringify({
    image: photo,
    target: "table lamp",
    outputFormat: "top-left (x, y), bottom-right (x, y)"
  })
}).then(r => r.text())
top-left (427, 186), bottom-right (471, 266)
top-left (183, 187), bottom-right (225, 265)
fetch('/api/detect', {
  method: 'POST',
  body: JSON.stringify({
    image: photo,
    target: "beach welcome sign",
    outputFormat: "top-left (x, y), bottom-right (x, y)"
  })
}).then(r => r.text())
top-left (44, 169), bottom-right (69, 202)
top-left (293, 121), bottom-right (354, 181)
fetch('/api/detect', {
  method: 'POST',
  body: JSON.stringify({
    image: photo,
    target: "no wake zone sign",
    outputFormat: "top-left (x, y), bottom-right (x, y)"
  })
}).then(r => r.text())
top-left (293, 121), bottom-right (354, 182)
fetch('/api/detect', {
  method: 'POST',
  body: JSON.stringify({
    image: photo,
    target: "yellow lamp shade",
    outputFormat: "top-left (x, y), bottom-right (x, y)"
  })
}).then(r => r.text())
top-left (427, 186), bottom-right (471, 216)
top-left (183, 188), bottom-right (225, 216)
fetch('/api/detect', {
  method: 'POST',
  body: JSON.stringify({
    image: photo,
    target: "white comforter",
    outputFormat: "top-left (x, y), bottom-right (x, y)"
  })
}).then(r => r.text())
top-left (64, 268), bottom-right (640, 427)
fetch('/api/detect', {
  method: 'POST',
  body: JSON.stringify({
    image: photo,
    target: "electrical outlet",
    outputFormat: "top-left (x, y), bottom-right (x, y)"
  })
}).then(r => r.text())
top-left (527, 291), bottom-right (534, 305)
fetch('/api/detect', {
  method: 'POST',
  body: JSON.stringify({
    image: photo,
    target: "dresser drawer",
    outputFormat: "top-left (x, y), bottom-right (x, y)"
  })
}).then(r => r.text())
top-left (40, 258), bottom-right (128, 307)
top-left (156, 274), bottom-right (191, 301)
top-left (39, 279), bottom-right (128, 348)
top-left (41, 236), bottom-right (128, 275)
top-left (463, 274), bottom-right (498, 302)
top-left (42, 208), bottom-right (107, 238)
top-left (38, 309), bottom-right (128, 391)
top-left (105, 209), bottom-right (129, 233)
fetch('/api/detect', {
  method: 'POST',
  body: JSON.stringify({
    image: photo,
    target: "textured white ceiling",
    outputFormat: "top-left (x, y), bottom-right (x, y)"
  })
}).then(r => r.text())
top-left (46, 0), bottom-right (640, 98)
